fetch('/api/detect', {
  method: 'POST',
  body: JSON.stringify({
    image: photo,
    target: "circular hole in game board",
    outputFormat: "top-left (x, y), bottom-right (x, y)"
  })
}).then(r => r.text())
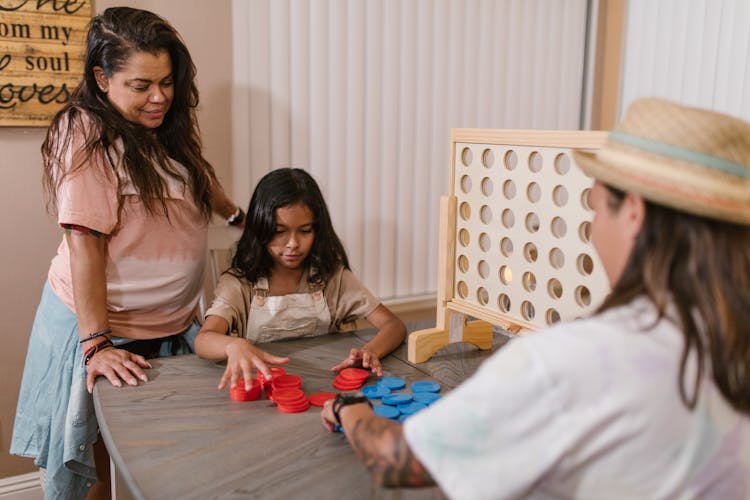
top-left (581, 188), bottom-right (591, 210)
top-left (482, 149), bottom-right (495, 168)
top-left (478, 260), bottom-right (489, 278)
top-left (575, 285), bottom-right (591, 307)
top-left (521, 300), bottom-right (535, 321)
top-left (477, 287), bottom-right (489, 305)
top-left (460, 175), bottom-right (472, 193)
top-left (457, 281), bottom-right (469, 298)
top-left (504, 150), bottom-right (518, 170)
top-left (502, 179), bottom-right (517, 199)
top-left (522, 271), bottom-right (536, 292)
top-left (461, 147), bottom-right (473, 167)
top-left (525, 212), bottom-right (540, 233)
top-left (528, 151), bottom-right (543, 173)
top-left (547, 278), bottom-right (563, 299)
top-left (460, 202), bottom-right (471, 221)
top-left (553, 185), bottom-right (568, 206)
top-left (480, 205), bottom-right (493, 225)
top-left (497, 293), bottom-right (511, 313)
top-left (502, 209), bottom-right (515, 229)
top-left (549, 247), bottom-right (565, 269)
top-left (579, 221), bottom-right (591, 243)
top-left (500, 237), bottom-right (514, 257)
top-left (551, 216), bottom-right (567, 238)
top-left (526, 182), bottom-right (541, 203)
top-left (481, 177), bottom-right (494, 196)
top-left (479, 232), bottom-right (491, 252)
top-left (499, 265), bottom-right (513, 285)
top-left (523, 242), bottom-right (538, 263)
top-left (554, 153), bottom-right (570, 175)
top-left (459, 228), bottom-right (470, 247)
top-left (458, 254), bottom-right (469, 273)
top-left (546, 308), bottom-right (561, 325)
top-left (577, 253), bottom-right (594, 275)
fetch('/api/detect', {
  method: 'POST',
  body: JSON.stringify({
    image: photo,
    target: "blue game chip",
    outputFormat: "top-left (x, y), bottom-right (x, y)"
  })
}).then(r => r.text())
top-left (398, 414), bottom-right (409, 423)
top-left (362, 384), bottom-right (391, 399)
top-left (374, 404), bottom-right (400, 419)
top-left (411, 380), bottom-right (441, 393)
top-left (334, 425), bottom-right (344, 433)
top-left (398, 402), bottom-right (428, 416)
top-left (413, 392), bottom-right (441, 405)
top-left (378, 377), bottom-right (406, 390)
top-left (381, 393), bottom-right (413, 406)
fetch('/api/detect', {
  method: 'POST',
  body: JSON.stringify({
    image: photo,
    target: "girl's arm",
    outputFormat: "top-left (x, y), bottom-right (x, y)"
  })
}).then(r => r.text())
top-left (68, 230), bottom-right (151, 393)
top-left (195, 315), bottom-right (288, 389)
top-left (320, 399), bottom-right (435, 487)
top-left (332, 305), bottom-right (406, 375)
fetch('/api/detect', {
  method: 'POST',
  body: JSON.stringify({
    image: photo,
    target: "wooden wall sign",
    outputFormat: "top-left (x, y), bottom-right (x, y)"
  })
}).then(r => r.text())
top-left (0, 0), bottom-right (91, 126)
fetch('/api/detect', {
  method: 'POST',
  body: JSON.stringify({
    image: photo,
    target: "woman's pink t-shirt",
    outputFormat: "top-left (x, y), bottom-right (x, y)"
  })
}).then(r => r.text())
top-left (47, 123), bottom-right (207, 339)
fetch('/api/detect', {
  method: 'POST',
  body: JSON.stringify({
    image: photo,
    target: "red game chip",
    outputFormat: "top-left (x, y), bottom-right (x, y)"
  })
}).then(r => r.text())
top-left (270, 388), bottom-right (307, 405)
top-left (338, 368), bottom-right (370, 382)
top-left (332, 378), bottom-right (364, 391)
top-left (271, 374), bottom-right (303, 390)
top-left (277, 400), bottom-right (310, 413)
top-left (230, 378), bottom-right (262, 401)
top-left (308, 392), bottom-right (336, 407)
top-left (257, 366), bottom-right (287, 387)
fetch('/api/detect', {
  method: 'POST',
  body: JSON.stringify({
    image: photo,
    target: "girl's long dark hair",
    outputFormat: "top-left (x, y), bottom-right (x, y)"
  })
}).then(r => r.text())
top-left (231, 168), bottom-right (350, 284)
top-left (598, 186), bottom-right (750, 414)
top-left (42, 7), bottom-right (214, 219)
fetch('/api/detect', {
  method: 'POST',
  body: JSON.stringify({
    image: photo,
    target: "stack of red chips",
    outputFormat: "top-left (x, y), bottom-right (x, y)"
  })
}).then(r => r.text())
top-left (230, 378), bottom-right (262, 401)
top-left (270, 387), bottom-right (309, 413)
top-left (257, 366), bottom-right (287, 397)
top-left (270, 374), bottom-right (302, 392)
top-left (333, 367), bottom-right (370, 390)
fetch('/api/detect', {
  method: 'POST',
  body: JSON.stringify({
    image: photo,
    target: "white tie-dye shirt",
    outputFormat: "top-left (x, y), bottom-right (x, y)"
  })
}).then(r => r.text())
top-left (47, 121), bottom-right (207, 339)
top-left (404, 297), bottom-right (749, 499)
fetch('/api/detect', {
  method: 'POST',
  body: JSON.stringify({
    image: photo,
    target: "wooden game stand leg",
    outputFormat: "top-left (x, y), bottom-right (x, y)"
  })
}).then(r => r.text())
top-left (408, 309), bottom-right (493, 364)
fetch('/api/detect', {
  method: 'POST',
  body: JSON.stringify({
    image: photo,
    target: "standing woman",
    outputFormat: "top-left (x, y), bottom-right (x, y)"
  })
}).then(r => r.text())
top-left (11, 7), bottom-right (244, 500)
top-left (321, 98), bottom-right (750, 498)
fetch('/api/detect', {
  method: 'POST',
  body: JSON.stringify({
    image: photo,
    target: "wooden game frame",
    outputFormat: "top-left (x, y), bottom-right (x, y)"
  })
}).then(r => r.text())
top-left (408, 129), bottom-right (609, 363)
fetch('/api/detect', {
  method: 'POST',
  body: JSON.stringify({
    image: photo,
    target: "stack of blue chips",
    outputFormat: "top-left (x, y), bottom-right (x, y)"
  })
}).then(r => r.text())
top-left (334, 377), bottom-right (443, 432)
top-left (368, 377), bottom-right (443, 424)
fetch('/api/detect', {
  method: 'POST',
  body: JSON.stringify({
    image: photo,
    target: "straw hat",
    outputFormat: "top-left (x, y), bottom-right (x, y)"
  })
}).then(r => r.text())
top-left (573, 98), bottom-right (750, 225)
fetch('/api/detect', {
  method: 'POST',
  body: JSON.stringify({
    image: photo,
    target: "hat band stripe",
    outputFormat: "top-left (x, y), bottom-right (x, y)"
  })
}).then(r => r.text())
top-left (609, 130), bottom-right (750, 180)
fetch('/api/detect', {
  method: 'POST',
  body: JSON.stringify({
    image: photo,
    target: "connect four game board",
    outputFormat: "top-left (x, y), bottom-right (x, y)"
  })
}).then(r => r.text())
top-left (408, 129), bottom-right (611, 363)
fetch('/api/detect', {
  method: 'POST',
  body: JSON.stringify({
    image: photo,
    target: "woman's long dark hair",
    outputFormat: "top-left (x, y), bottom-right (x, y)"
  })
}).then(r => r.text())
top-left (598, 186), bottom-right (750, 414)
top-left (42, 7), bottom-right (214, 219)
top-left (230, 168), bottom-right (350, 285)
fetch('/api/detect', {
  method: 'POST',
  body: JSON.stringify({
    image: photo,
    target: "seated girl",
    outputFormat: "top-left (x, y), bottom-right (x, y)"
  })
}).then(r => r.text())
top-left (195, 168), bottom-right (406, 390)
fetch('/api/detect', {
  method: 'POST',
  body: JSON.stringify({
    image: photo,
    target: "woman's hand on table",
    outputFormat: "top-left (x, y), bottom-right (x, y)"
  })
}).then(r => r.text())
top-left (86, 347), bottom-right (151, 393)
top-left (221, 338), bottom-right (289, 390)
top-left (331, 347), bottom-right (383, 376)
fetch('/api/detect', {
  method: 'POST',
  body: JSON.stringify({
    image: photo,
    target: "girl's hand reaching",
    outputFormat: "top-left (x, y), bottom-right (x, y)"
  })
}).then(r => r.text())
top-left (332, 347), bottom-right (383, 376)
top-left (221, 338), bottom-right (289, 391)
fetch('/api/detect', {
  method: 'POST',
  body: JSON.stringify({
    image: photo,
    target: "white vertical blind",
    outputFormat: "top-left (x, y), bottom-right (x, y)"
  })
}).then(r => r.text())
top-left (620, 0), bottom-right (750, 121)
top-left (232, 0), bottom-right (590, 300)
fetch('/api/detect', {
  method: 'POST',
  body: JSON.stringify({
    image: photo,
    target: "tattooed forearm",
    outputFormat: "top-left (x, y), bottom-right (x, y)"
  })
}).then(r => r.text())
top-left (349, 415), bottom-right (435, 488)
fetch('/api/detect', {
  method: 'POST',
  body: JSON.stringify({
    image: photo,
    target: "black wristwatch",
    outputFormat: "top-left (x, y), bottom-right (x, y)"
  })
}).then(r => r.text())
top-left (226, 207), bottom-right (245, 226)
top-left (332, 392), bottom-right (372, 426)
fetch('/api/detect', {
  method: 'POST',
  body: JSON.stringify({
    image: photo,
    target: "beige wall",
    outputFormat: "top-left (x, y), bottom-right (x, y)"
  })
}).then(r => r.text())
top-left (0, 0), bottom-right (233, 478)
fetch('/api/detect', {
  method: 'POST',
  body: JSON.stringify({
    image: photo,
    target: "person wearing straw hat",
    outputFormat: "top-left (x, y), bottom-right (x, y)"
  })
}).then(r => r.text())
top-left (320, 98), bottom-right (750, 498)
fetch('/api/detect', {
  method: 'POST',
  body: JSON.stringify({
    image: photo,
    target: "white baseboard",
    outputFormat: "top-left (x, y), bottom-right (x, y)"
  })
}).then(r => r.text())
top-left (0, 472), bottom-right (42, 500)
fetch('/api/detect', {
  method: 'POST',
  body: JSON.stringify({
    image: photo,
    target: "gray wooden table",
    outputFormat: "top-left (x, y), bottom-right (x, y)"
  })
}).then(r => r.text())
top-left (94, 324), bottom-right (509, 500)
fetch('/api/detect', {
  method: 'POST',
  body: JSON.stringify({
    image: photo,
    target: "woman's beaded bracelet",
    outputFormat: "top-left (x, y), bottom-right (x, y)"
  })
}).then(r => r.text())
top-left (83, 338), bottom-right (114, 367)
top-left (79, 328), bottom-right (112, 344)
